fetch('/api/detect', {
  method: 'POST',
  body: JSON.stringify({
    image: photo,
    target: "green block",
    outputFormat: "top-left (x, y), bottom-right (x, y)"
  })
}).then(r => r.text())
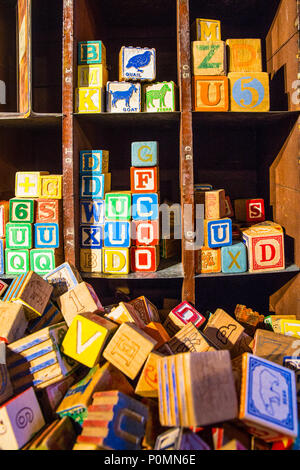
top-left (105, 192), bottom-right (131, 220)
top-left (30, 249), bottom-right (55, 276)
top-left (5, 249), bottom-right (30, 275)
top-left (6, 223), bottom-right (32, 249)
top-left (9, 198), bottom-right (35, 223)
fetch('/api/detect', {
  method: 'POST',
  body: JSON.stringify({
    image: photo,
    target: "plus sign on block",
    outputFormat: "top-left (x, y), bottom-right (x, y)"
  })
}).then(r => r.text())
top-left (15, 172), bottom-right (49, 198)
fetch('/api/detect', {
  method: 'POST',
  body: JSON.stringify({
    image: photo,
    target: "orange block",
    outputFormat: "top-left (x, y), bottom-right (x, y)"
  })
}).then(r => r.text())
top-left (143, 322), bottom-right (170, 349)
top-left (193, 76), bottom-right (228, 111)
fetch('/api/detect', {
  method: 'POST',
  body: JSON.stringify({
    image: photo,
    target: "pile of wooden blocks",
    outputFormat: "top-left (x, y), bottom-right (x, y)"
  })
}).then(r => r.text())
top-left (0, 262), bottom-right (299, 450)
top-left (75, 41), bottom-right (176, 113)
top-left (80, 142), bottom-right (160, 274)
top-left (191, 18), bottom-right (270, 112)
top-left (0, 172), bottom-right (63, 276)
top-left (194, 185), bottom-right (285, 274)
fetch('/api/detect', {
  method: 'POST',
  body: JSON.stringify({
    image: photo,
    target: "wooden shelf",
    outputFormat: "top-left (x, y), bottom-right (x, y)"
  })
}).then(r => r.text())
top-left (75, 111), bottom-right (180, 128)
top-left (0, 113), bottom-right (63, 128)
top-left (195, 262), bottom-right (300, 279)
top-left (192, 111), bottom-right (300, 127)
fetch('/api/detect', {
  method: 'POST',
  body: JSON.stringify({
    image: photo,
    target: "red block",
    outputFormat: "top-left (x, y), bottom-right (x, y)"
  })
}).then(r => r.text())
top-left (131, 246), bottom-right (159, 272)
top-left (36, 199), bottom-right (61, 223)
top-left (130, 167), bottom-right (158, 193)
top-left (171, 301), bottom-right (205, 328)
top-left (246, 199), bottom-right (265, 223)
top-left (131, 220), bottom-right (159, 246)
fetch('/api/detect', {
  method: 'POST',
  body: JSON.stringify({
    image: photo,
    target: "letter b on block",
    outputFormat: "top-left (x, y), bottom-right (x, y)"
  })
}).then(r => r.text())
top-left (131, 142), bottom-right (158, 167)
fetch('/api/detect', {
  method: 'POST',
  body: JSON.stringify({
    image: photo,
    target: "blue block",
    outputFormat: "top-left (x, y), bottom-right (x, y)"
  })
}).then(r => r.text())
top-left (80, 174), bottom-right (110, 199)
top-left (34, 223), bottom-right (59, 248)
top-left (132, 194), bottom-right (159, 221)
top-left (80, 200), bottom-right (105, 225)
top-left (80, 150), bottom-right (109, 174)
top-left (0, 239), bottom-right (4, 274)
top-left (80, 224), bottom-right (103, 249)
top-left (131, 142), bottom-right (158, 167)
top-left (206, 218), bottom-right (232, 248)
top-left (221, 241), bottom-right (247, 273)
top-left (104, 221), bottom-right (131, 248)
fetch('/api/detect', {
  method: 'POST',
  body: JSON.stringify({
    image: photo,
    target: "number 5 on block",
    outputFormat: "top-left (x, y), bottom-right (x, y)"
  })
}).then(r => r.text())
top-left (229, 72), bottom-right (269, 112)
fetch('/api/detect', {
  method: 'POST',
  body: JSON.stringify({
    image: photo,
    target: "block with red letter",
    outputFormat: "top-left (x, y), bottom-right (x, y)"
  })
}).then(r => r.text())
top-left (234, 198), bottom-right (265, 223)
top-left (163, 301), bottom-right (205, 336)
top-left (242, 221), bottom-right (285, 272)
top-left (193, 76), bottom-right (228, 111)
top-left (131, 167), bottom-right (159, 193)
top-left (36, 199), bottom-right (62, 224)
top-left (131, 246), bottom-right (160, 272)
top-left (132, 220), bottom-right (159, 246)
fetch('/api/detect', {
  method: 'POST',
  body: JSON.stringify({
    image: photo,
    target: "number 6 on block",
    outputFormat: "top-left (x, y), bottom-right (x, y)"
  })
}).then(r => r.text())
top-left (229, 72), bottom-right (270, 112)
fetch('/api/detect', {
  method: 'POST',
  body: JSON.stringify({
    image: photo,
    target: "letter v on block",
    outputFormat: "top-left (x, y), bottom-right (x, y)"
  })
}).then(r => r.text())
top-left (76, 320), bottom-right (102, 354)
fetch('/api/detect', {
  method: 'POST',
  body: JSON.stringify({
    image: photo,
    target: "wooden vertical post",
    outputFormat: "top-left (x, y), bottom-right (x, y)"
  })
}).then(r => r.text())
top-left (177, 0), bottom-right (195, 304)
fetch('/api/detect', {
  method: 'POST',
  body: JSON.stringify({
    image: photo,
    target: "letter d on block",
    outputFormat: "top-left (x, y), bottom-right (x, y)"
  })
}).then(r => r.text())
top-left (103, 248), bottom-right (129, 274)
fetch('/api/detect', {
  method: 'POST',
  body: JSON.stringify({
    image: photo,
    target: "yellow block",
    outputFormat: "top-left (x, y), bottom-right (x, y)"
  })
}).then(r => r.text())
top-left (80, 248), bottom-right (102, 273)
top-left (272, 319), bottom-right (300, 338)
top-left (194, 18), bottom-right (221, 41)
top-left (105, 302), bottom-right (145, 329)
top-left (61, 312), bottom-right (117, 368)
top-left (192, 41), bottom-right (226, 76)
top-left (15, 171), bottom-right (49, 198)
top-left (75, 87), bottom-right (104, 113)
top-left (102, 248), bottom-right (130, 274)
top-left (135, 352), bottom-right (163, 397)
top-left (39, 175), bottom-right (63, 199)
top-left (226, 39), bottom-right (262, 72)
top-left (78, 64), bottom-right (108, 88)
top-left (229, 72), bottom-right (270, 112)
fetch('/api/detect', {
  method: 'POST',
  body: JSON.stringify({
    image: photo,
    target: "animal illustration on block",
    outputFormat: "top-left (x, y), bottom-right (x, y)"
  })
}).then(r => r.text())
top-left (144, 81), bottom-right (176, 112)
top-left (127, 50), bottom-right (152, 72)
top-left (146, 84), bottom-right (170, 108)
top-left (259, 370), bottom-right (281, 416)
top-left (111, 84), bottom-right (138, 108)
top-left (120, 47), bottom-right (156, 81)
top-left (107, 82), bottom-right (141, 112)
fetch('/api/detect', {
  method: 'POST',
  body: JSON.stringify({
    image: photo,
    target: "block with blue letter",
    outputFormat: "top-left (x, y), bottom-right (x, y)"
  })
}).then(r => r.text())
top-left (119, 46), bottom-right (156, 82)
top-left (80, 173), bottom-right (111, 199)
top-left (204, 218), bottom-right (232, 248)
top-left (104, 221), bottom-right (131, 248)
top-left (34, 223), bottom-right (59, 249)
top-left (80, 150), bottom-right (109, 175)
top-left (132, 193), bottom-right (159, 220)
top-left (221, 241), bottom-right (247, 274)
top-left (131, 141), bottom-right (158, 167)
top-left (80, 225), bottom-right (103, 249)
top-left (80, 200), bottom-right (105, 225)
top-left (229, 72), bottom-right (269, 112)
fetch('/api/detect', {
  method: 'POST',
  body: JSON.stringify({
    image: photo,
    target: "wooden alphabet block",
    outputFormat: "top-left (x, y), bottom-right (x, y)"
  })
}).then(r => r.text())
top-left (229, 72), bottom-right (270, 112)
top-left (163, 302), bottom-right (206, 336)
top-left (102, 247), bottom-right (130, 274)
top-left (226, 39), bottom-right (262, 72)
top-left (105, 301), bottom-right (146, 329)
top-left (61, 312), bottom-right (117, 368)
top-left (0, 302), bottom-right (28, 343)
top-left (6, 322), bottom-right (78, 394)
top-left (143, 322), bottom-right (170, 349)
top-left (203, 308), bottom-right (244, 350)
top-left (58, 281), bottom-right (103, 327)
top-left (238, 353), bottom-right (298, 441)
top-left (131, 141), bottom-right (158, 167)
top-left (80, 224), bottom-right (103, 249)
top-left (195, 246), bottom-right (221, 274)
top-left (30, 249), bottom-right (57, 276)
top-left (234, 198), bottom-right (265, 223)
top-left (5, 249), bottom-right (30, 275)
top-left (144, 81), bottom-right (176, 112)
top-left (43, 261), bottom-right (82, 299)
top-left (221, 241), bottom-right (247, 273)
top-left (80, 248), bottom-right (102, 273)
top-left (36, 199), bottom-right (61, 224)
top-left (131, 167), bottom-right (159, 193)
top-left (80, 150), bottom-right (109, 175)
top-left (26, 416), bottom-right (77, 450)
top-left (154, 428), bottom-right (182, 450)
top-left (131, 220), bottom-right (159, 247)
top-left (80, 199), bottom-right (105, 225)
top-left (205, 189), bottom-right (226, 219)
top-left (135, 352), bottom-right (163, 397)
top-left (193, 18), bottom-right (221, 41)
top-left (105, 192), bottom-right (131, 221)
top-left (80, 173), bottom-right (111, 199)
top-left (104, 221), bottom-right (131, 248)
top-left (9, 198), bottom-right (35, 223)
top-left (242, 221), bottom-right (285, 272)
top-left (0, 201), bottom-right (9, 237)
top-left (75, 87), bottom-right (105, 113)
top-left (132, 193), bottom-right (159, 220)
top-left (15, 171), bottom-right (49, 198)
top-left (0, 341), bottom-right (13, 405)
top-left (192, 41), bottom-right (226, 76)
top-left (264, 315), bottom-right (296, 331)
top-left (6, 222), bottom-right (32, 249)
top-left (129, 296), bottom-right (160, 324)
top-left (204, 218), bottom-right (232, 248)
top-left (0, 280), bottom-right (8, 297)
top-left (78, 40), bottom-right (106, 65)
top-left (78, 64), bottom-right (108, 88)
top-left (234, 304), bottom-right (264, 336)
top-left (272, 319), bottom-right (300, 339)
top-left (119, 46), bottom-right (156, 82)
top-left (27, 301), bottom-right (63, 334)
top-left (39, 175), bottom-right (63, 199)
top-left (167, 322), bottom-right (215, 354)
top-left (193, 76), bottom-right (229, 111)
top-left (252, 329), bottom-right (300, 365)
top-left (157, 350), bottom-right (238, 427)
top-left (57, 363), bottom-right (134, 427)
top-left (77, 390), bottom-right (148, 450)
top-left (34, 222), bottom-right (59, 248)
top-left (107, 81), bottom-right (141, 113)
top-left (0, 386), bottom-right (45, 450)
top-left (0, 239), bottom-right (5, 275)
top-left (103, 322), bottom-right (157, 379)
top-left (131, 245), bottom-right (160, 272)
top-left (224, 195), bottom-right (234, 218)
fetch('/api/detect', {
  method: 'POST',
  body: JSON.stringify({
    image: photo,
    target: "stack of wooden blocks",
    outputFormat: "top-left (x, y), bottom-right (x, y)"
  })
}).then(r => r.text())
top-left (192, 18), bottom-right (270, 112)
top-left (1, 172), bottom-right (63, 276)
top-left (80, 142), bottom-right (160, 274)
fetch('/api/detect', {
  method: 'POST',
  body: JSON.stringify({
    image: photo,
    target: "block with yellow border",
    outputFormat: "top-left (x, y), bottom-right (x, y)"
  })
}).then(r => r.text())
top-left (78, 64), bottom-right (108, 88)
top-left (39, 175), bottom-right (63, 199)
top-left (75, 87), bottom-right (104, 113)
top-left (102, 247), bottom-right (130, 274)
top-left (15, 172), bottom-right (49, 198)
top-left (193, 18), bottom-right (221, 41)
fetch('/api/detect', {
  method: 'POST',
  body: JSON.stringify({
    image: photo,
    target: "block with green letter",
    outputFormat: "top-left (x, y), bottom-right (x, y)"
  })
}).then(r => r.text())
top-left (131, 142), bottom-right (158, 167)
top-left (5, 249), bottom-right (30, 275)
top-left (192, 41), bottom-right (226, 76)
top-left (6, 223), bottom-right (32, 250)
top-left (105, 192), bottom-right (131, 220)
top-left (30, 249), bottom-right (56, 276)
top-left (9, 198), bottom-right (35, 223)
